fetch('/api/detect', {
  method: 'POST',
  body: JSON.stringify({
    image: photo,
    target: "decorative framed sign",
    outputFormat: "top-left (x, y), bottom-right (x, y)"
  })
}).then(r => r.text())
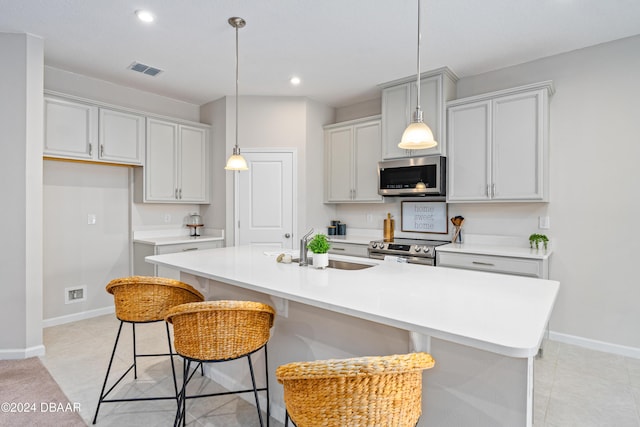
top-left (401, 201), bottom-right (448, 234)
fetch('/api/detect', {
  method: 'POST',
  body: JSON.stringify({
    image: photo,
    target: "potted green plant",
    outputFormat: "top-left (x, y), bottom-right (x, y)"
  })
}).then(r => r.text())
top-left (307, 234), bottom-right (331, 269)
top-left (529, 233), bottom-right (549, 250)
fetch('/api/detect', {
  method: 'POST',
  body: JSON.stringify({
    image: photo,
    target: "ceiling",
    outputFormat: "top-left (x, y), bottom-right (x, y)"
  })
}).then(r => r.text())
top-left (2, 0), bottom-right (640, 108)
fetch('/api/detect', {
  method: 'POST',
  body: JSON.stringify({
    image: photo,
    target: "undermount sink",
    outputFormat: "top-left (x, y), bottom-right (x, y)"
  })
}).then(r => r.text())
top-left (325, 259), bottom-right (374, 270)
top-left (292, 258), bottom-right (374, 270)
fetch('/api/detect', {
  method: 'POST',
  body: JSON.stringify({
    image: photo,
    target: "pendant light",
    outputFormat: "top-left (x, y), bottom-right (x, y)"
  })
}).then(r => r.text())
top-left (225, 17), bottom-right (249, 171)
top-left (398, 0), bottom-right (437, 150)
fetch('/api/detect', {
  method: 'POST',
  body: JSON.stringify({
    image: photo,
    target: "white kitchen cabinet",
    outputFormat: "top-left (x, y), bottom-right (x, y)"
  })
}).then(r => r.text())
top-left (379, 67), bottom-right (457, 159)
top-left (44, 95), bottom-right (144, 165)
top-left (324, 116), bottom-right (383, 203)
top-left (140, 118), bottom-right (209, 203)
top-left (44, 96), bottom-right (97, 160)
top-left (327, 241), bottom-right (369, 258)
top-left (134, 240), bottom-right (223, 280)
top-left (98, 108), bottom-right (145, 164)
top-left (447, 82), bottom-right (554, 202)
top-left (437, 251), bottom-right (548, 279)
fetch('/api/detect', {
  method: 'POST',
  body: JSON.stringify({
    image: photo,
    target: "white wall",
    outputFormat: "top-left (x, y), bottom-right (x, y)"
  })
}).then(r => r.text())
top-left (42, 67), bottom-right (205, 324)
top-left (453, 35), bottom-right (640, 350)
top-left (202, 96), bottom-right (336, 246)
top-left (335, 35), bottom-right (640, 352)
top-left (43, 161), bottom-right (129, 319)
top-left (0, 33), bottom-right (44, 358)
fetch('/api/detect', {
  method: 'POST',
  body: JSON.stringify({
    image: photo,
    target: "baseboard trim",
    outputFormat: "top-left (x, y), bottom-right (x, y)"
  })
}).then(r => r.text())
top-left (43, 306), bottom-right (115, 328)
top-left (0, 344), bottom-right (46, 360)
top-left (549, 330), bottom-right (640, 359)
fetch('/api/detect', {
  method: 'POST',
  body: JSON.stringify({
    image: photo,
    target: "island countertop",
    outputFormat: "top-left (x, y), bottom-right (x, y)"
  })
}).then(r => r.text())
top-left (146, 245), bottom-right (559, 358)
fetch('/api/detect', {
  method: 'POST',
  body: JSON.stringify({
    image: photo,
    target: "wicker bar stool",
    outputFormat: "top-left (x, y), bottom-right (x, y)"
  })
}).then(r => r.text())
top-left (165, 300), bottom-right (275, 427)
top-left (92, 276), bottom-right (204, 424)
top-left (276, 352), bottom-right (435, 427)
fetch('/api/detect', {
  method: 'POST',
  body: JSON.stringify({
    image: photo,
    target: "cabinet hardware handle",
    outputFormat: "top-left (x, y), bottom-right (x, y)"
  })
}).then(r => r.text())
top-left (492, 184), bottom-right (496, 198)
top-left (472, 261), bottom-right (495, 266)
top-left (89, 144), bottom-right (93, 156)
top-left (182, 247), bottom-right (198, 252)
top-left (332, 247), bottom-right (345, 251)
top-left (175, 188), bottom-right (178, 199)
top-left (179, 188), bottom-right (182, 199)
top-left (100, 144), bottom-right (104, 157)
top-left (284, 233), bottom-right (291, 238)
top-left (486, 184), bottom-right (490, 197)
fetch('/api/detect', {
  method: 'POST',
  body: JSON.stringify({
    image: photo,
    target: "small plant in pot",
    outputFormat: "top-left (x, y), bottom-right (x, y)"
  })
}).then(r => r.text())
top-left (529, 233), bottom-right (549, 250)
top-left (307, 234), bottom-right (331, 269)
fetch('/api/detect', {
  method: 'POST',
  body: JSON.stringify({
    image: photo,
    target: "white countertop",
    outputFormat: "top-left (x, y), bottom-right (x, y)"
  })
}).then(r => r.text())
top-left (133, 228), bottom-right (224, 246)
top-left (436, 242), bottom-right (553, 260)
top-left (146, 245), bottom-right (558, 358)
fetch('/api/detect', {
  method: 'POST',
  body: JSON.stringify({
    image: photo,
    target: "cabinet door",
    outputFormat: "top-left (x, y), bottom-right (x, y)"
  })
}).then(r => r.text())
top-left (353, 121), bottom-right (383, 202)
top-left (381, 83), bottom-right (412, 159)
top-left (145, 118), bottom-right (178, 201)
top-left (447, 101), bottom-right (491, 201)
top-left (325, 127), bottom-right (353, 202)
top-left (492, 91), bottom-right (544, 200)
top-left (178, 125), bottom-right (208, 203)
top-left (98, 108), bottom-right (145, 165)
top-left (44, 97), bottom-right (97, 160)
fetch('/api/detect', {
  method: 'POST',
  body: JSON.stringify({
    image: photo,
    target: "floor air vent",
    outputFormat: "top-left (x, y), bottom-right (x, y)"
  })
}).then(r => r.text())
top-left (128, 61), bottom-right (163, 76)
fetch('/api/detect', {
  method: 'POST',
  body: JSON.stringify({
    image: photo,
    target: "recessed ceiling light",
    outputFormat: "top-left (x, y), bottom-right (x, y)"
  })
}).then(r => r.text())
top-left (290, 76), bottom-right (301, 86)
top-left (135, 10), bottom-right (155, 23)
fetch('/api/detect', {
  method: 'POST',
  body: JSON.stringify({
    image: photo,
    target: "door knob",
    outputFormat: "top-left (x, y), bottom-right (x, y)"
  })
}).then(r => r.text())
top-left (284, 233), bottom-right (291, 238)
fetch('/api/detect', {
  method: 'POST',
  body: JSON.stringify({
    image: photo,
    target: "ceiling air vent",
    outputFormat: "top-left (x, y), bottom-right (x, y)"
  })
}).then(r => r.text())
top-left (128, 61), bottom-right (163, 77)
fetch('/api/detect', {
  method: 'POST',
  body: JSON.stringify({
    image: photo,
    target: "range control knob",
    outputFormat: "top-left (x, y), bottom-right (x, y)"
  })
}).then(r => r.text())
top-left (414, 247), bottom-right (422, 252)
top-left (423, 247), bottom-right (431, 254)
top-left (371, 242), bottom-right (378, 249)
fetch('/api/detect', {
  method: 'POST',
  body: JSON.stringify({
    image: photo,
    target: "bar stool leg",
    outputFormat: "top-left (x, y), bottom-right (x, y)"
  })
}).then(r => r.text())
top-left (165, 322), bottom-right (179, 402)
top-left (264, 346), bottom-right (270, 427)
top-left (247, 354), bottom-right (264, 427)
top-left (132, 323), bottom-right (138, 379)
top-left (92, 321), bottom-right (125, 424)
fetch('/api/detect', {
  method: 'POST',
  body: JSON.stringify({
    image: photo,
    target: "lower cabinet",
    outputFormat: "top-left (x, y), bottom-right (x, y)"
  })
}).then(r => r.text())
top-left (327, 241), bottom-right (369, 258)
top-left (133, 240), bottom-right (223, 280)
top-left (436, 251), bottom-right (548, 279)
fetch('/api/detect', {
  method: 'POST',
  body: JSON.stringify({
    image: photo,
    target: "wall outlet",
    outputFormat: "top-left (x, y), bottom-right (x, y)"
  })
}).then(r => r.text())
top-left (87, 214), bottom-right (97, 225)
top-left (164, 213), bottom-right (171, 223)
top-left (65, 286), bottom-right (87, 304)
top-left (539, 216), bottom-right (550, 229)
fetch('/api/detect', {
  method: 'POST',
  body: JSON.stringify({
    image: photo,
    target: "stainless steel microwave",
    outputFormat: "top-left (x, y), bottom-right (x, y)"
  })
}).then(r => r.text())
top-left (378, 155), bottom-right (446, 197)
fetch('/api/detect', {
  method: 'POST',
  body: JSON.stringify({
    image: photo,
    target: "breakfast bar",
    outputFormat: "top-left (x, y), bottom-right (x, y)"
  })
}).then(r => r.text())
top-left (147, 245), bottom-right (559, 427)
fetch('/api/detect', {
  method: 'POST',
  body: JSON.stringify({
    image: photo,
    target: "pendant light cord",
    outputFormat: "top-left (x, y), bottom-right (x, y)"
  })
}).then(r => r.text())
top-left (235, 22), bottom-right (239, 152)
top-left (415, 0), bottom-right (421, 116)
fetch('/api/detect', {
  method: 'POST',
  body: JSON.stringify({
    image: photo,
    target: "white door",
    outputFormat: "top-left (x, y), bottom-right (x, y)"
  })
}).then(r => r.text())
top-left (238, 150), bottom-right (295, 248)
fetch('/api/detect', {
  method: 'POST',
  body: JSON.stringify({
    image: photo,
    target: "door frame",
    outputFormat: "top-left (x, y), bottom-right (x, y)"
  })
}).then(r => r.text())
top-left (233, 148), bottom-right (298, 247)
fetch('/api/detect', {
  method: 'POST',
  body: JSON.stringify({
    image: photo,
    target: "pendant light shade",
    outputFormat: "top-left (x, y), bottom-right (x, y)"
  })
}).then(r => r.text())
top-left (398, 0), bottom-right (438, 150)
top-left (225, 17), bottom-right (249, 171)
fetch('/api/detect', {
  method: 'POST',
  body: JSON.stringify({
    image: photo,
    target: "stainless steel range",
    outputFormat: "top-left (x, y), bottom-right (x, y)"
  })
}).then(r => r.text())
top-left (368, 238), bottom-right (449, 266)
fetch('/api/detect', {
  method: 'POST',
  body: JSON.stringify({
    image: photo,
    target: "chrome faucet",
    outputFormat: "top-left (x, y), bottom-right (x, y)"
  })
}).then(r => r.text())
top-left (299, 228), bottom-right (314, 266)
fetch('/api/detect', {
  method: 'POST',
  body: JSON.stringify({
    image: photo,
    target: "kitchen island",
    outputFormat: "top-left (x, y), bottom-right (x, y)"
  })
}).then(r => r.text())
top-left (147, 245), bottom-right (559, 427)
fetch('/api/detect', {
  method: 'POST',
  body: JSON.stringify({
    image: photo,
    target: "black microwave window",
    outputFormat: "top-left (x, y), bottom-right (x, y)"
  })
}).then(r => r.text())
top-left (380, 165), bottom-right (437, 189)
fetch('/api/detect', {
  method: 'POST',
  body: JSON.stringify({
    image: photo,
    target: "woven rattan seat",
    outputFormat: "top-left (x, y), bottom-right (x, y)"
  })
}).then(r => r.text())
top-left (276, 352), bottom-right (435, 427)
top-left (93, 276), bottom-right (204, 424)
top-left (166, 300), bottom-right (276, 427)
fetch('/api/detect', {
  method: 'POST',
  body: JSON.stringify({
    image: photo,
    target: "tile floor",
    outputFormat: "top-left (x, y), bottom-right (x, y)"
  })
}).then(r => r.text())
top-left (41, 314), bottom-right (281, 427)
top-left (40, 314), bottom-right (640, 427)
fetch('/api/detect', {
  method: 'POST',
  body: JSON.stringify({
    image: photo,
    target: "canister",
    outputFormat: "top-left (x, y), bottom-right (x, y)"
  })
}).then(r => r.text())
top-left (337, 223), bottom-right (347, 235)
top-left (327, 226), bottom-right (337, 235)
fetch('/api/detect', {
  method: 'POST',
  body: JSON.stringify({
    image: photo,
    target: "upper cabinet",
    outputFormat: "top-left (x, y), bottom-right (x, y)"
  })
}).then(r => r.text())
top-left (379, 67), bottom-right (457, 159)
top-left (446, 81), bottom-right (554, 202)
top-left (324, 116), bottom-right (383, 203)
top-left (138, 118), bottom-right (209, 204)
top-left (44, 95), bottom-right (144, 165)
